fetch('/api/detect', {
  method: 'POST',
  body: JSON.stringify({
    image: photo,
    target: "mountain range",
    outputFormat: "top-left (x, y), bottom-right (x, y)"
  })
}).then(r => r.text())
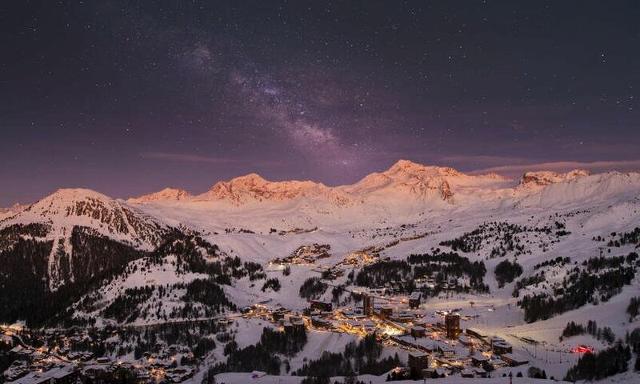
top-left (123, 160), bottom-right (639, 208)
top-left (3, 159), bottom-right (640, 236)
top-left (4, 161), bottom-right (638, 215)
top-left (2, 159), bottom-right (640, 383)
top-left (1, 159), bottom-right (639, 329)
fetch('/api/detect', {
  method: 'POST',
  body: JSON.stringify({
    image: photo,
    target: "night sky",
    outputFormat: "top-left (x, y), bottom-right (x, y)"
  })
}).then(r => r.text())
top-left (2, 1), bottom-right (640, 205)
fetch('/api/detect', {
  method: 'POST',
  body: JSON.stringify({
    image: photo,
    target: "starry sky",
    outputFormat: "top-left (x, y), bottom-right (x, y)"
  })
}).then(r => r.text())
top-left (2, 1), bottom-right (640, 205)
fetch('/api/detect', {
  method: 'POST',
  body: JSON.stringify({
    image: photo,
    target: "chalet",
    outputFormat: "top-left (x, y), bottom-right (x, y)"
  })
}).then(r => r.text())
top-left (493, 342), bottom-right (512, 354)
top-left (437, 344), bottom-right (455, 358)
top-left (309, 300), bottom-right (333, 312)
top-left (461, 369), bottom-right (474, 378)
top-left (390, 311), bottom-right (415, 323)
top-left (283, 316), bottom-right (305, 333)
top-left (473, 367), bottom-right (488, 378)
top-left (362, 319), bottom-right (377, 334)
top-left (500, 353), bottom-right (529, 366)
top-left (408, 352), bottom-right (429, 372)
top-left (471, 354), bottom-right (489, 367)
top-left (410, 326), bottom-right (426, 338)
top-left (166, 367), bottom-right (194, 383)
top-left (465, 328), bottom-right (487, 340)
top-left (340, 309), bottom-right (363, 318)
top-left (82, 364), bottom-right (112, 377)
top-left (490, 337), bottom-right (513, 355)
top-left (458, 334), bottom-right (473, 346)
top-left (409, 292), bottom-right (422, 309)
top-left (378, 306), bottom-right (393, 318)
top-left (311, 316), bottom-right (332, 329)
top-left (135, 369), bottom-right (151, 383)
top-left (272, 310), bottom-right (285, 322)
top-left (391, 335), bottom-right (437, 353)
top-left (422, 367), bottom-right (447, 378)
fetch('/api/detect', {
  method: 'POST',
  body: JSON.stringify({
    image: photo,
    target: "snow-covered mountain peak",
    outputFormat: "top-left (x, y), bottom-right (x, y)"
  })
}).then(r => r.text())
top-left (514, 170), bottom-right (640, 208)
top-left (1, 188), bottom-right (169, 291)
top-left (345, 160), bottom-right (508, 204)
top-left (4, 188), bottom-right (166, 249)
top-left (195, 173), bottom-right (347, 205)
top-left (128, 187), bottom-right (192, 203)
top-left (229, 172), bottom-right (268, 184)
top-left (26, 188), bottom-right (114, 214)
top-left (519, 169), bottom-right (590, 188)
top-left (386, 159), bottom-right (463, 178)
top-left (19, 188), bottom-right (133, 224)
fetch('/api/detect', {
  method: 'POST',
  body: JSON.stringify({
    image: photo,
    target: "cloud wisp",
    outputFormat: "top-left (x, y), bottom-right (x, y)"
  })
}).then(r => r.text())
top-left (470, 159), bottom-right (640, 177)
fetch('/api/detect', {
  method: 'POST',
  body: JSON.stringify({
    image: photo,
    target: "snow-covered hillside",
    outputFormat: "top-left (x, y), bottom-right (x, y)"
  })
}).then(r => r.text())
top-left (0, 188), bottom-right (168, 291)
top-left (6, 188), bottom-right (167, 249)
top-left (125, 160), bottom-right (640, 231)
top-left (2, 160), bottom-right (640, 383)
top-left (128, 187), bottom-right (192, 203)
top-left (0, 203), bottom-right (28, 221)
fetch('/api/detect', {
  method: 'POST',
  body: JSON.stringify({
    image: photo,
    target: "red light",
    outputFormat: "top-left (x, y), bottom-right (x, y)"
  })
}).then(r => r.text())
top-left (570, 345), bottom-right (594, 354)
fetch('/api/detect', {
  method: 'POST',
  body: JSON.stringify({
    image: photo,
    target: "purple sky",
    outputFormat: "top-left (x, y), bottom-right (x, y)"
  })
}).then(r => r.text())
top-left (2, 1), bottom-right (640, 205)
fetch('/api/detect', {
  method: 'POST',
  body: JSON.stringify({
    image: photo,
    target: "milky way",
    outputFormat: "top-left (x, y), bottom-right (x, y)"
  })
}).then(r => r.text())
top-left (1, 1), bottom-right (640, 205)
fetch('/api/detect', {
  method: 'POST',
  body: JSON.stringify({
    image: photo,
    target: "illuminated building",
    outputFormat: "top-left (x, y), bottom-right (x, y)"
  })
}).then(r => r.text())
top-left (445, 313), bottom-right (461, 339)
top-left (362, 294), bottom-right (373, 316)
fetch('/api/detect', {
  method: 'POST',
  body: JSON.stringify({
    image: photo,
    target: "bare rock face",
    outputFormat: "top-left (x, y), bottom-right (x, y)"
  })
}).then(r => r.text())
top-left (194, 173), bottom-right (353, 206)
top-left (345, 160), bottom-right (472, 203)
top-left (519, 169), bottom-right (590, 187)
top-left (439, 179), bottom-right (454, 201)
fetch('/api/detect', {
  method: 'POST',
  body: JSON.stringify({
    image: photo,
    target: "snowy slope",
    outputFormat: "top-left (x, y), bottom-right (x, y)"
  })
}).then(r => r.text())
top-left (515, 171), bottom-right (640, 208)
top-left (3, 160), bottom-right (640, 381)
top-left (4, 188), bottom-right (167, 249)
top-left (0, 203), bottom-right (28, 221)
top-left (0, 188), bottom-right (168, 290)
top-left (128, 187), bottom-right (192, 203)
top-left (127, 160), bottom-right (640, 231)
